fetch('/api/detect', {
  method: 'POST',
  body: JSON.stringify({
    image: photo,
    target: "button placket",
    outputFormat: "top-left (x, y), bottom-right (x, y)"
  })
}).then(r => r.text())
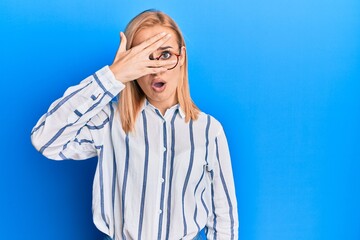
top-left (155, 113), bottom-right (168, 238)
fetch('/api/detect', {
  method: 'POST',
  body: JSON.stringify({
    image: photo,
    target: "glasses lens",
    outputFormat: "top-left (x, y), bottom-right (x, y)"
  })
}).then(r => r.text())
top-left (167, 55), bottom-right (179, 70)
top-left (153, 50), bottom-right (179, 70)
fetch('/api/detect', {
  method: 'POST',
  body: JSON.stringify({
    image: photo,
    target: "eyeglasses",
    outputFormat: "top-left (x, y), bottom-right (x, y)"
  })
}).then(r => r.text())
top-left (149, 50), bottom-right (181, 70)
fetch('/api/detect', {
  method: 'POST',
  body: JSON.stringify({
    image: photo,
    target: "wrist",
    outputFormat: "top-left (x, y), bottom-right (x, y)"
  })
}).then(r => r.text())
top-left (109, 65), bottom-right (125, 84)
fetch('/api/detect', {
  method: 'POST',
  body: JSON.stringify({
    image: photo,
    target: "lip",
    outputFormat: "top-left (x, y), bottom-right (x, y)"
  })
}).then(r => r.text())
top-left (151, 79), bottom-right (167, 92)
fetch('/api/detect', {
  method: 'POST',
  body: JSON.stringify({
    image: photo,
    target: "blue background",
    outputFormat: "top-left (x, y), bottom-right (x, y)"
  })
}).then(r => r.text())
top-left (1, 0), bottom-right (360, 239)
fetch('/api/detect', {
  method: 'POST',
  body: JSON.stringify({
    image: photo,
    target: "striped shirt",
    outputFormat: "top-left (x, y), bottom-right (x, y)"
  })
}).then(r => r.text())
top-left (31, 66), bottom-right (238, 240)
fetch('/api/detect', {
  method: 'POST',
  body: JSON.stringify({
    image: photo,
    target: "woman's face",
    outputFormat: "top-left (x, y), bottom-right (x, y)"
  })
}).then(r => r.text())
top-left (132, 25), bottom-right (186, 112)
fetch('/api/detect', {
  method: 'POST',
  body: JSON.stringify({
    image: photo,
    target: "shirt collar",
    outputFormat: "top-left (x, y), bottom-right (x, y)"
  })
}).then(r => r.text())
top-left (140, 98), bottom-right (185, 119)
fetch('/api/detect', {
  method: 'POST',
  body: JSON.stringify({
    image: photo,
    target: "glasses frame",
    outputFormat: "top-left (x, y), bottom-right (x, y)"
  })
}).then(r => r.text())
top-left (151, 50), bottom-right (181, 70)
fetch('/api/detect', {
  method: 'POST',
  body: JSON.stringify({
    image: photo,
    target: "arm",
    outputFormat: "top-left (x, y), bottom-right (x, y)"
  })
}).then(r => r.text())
top-left (206, 126), bottom-right (239, 239)
top-left (30, 66), bottom-right (124, 160)
top-left (31, 31), bottom-right (177, 160)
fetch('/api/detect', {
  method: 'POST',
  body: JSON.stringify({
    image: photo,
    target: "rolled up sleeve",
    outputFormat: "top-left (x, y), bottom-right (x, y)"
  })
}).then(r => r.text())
top-left (31, 65), bottom-right (124, 160)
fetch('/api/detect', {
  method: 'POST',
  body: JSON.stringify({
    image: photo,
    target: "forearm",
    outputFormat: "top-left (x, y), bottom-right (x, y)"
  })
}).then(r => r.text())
top-left (31, 65), bottom-right (124, 159)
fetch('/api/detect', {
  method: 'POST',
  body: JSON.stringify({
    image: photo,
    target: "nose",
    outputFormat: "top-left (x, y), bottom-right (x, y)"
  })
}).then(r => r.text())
top-left (150, 70), bottom-right (164, 77)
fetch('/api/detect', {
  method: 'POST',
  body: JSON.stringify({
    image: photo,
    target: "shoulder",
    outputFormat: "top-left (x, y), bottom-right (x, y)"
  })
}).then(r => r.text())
top-left (195, 110), bottom-right (224, 136)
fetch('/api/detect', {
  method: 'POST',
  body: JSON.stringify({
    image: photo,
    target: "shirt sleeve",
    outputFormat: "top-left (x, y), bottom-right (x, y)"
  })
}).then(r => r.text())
top-left (206, 125), bottom-right (239, 239)
top-left (30, 65), bottom-right (125, 160)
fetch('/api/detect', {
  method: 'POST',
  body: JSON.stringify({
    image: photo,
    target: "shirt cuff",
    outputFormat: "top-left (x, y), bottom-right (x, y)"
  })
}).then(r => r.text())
top-left (95, 65), bottom-right (125, 90)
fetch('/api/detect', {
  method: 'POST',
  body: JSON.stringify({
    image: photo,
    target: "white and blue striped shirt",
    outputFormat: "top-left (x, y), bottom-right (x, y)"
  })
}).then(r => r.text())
top-left (31, 66), bottom-right (238, 240)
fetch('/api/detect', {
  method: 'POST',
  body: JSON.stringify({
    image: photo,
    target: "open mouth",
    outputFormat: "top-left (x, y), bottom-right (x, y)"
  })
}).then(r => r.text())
top-left (153, 82), bottom-right (165, 88)
top-left (151, 81), bottom-right (166, 92)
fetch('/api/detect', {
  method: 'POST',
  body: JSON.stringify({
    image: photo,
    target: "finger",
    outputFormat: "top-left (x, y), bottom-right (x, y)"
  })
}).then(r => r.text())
top-left (119, 32), bottom-right (127, 52)
top-left (131, 32), bottom-right (168, 54)
top-left (144, 59), bottom-right (178, 68)
top-left (143, 33), bottom-right (172, 55)
top-left (145, 67), bottom-right (168, 75)
top-left (114, 32), bottom-right (126, 62)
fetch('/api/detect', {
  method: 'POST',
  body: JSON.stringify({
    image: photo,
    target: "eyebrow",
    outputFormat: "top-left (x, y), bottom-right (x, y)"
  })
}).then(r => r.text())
top-left (158, 46), bottom-right (173, 50)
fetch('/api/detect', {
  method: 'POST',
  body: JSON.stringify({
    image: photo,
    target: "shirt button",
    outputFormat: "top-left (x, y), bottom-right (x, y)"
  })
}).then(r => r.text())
top-left (163, 147), bottom-right (167, 152)
top-left (159, 209), bottom-right (162, 214)
top-left (160, 178), bottom-right (164, 183)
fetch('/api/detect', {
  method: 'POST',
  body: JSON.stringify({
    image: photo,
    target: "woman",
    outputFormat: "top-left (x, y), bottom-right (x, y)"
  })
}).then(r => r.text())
top-left (31, 9), bottom-right (238, 240)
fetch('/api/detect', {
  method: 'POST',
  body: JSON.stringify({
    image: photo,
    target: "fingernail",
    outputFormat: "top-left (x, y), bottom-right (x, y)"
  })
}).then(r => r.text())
top-left (160, 32), bottom-right (166, 36)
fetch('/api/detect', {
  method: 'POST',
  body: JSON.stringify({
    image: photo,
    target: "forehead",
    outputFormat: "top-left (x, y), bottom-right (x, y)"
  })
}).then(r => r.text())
top-left (132, 25), bottom-right (179, 48)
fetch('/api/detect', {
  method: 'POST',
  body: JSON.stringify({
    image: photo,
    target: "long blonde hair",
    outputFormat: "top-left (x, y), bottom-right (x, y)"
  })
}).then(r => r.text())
top-left (118, 9), bottom-right (200, 133)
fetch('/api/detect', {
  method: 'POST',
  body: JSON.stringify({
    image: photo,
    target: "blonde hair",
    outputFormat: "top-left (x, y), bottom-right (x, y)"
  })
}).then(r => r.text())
top-left (118, 9), bottom-right (200, 133)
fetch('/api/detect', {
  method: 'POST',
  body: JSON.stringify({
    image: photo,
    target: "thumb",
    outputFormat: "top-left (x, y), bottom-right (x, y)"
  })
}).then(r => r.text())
top-left (119, 32), bottom-right (127, 52)
top-left (114, 32), bottom-right (127, 62)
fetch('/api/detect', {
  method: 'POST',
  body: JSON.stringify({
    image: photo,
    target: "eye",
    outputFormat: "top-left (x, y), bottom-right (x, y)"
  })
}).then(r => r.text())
top-left (160, 51), bottom-right (172, 60)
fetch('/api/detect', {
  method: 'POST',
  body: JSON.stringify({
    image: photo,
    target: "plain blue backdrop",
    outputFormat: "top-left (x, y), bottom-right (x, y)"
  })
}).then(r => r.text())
top-left (1, 0), bottom-right (360, 239)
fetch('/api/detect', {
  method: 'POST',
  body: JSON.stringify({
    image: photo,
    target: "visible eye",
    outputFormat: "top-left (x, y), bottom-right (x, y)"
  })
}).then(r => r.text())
top-left (160, 51), bottom-right (172, 60)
